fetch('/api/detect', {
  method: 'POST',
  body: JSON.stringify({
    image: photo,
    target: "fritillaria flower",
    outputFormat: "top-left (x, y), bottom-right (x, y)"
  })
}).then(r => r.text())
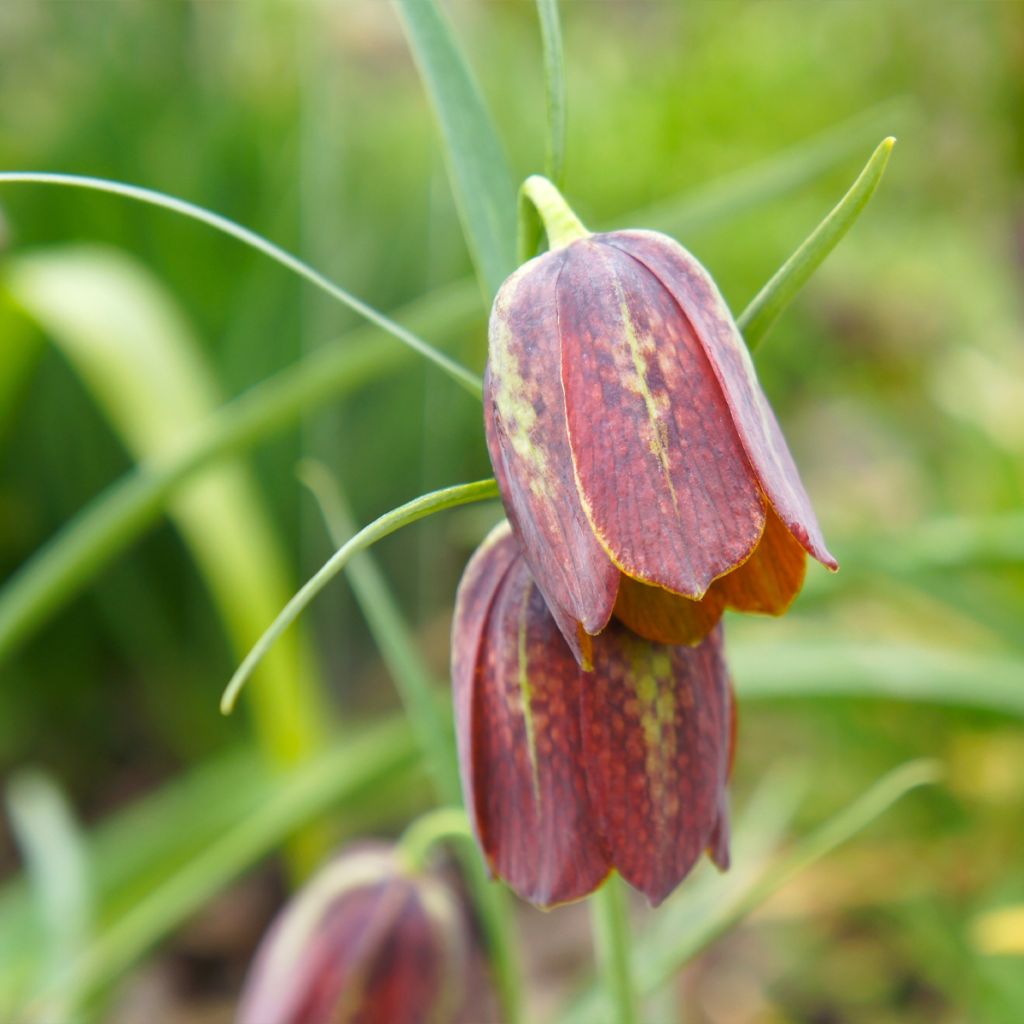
top-left (485, 219), bottom-right (837, 664)
top-left (452, 522), bottom-right (734, 908)
top-left (237, 844), bottom-right (487, 1024)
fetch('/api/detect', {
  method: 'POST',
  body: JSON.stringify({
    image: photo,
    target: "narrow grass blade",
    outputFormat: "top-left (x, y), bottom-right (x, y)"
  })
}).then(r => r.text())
top-left (732, 640), bottom-right (1024, 717)
top-left (298, 462), bottom-right (459, 802)
top-left (25, 718), bottom-right (418, 1019)
top-left (0, 172), bottom-right (481, 395)
top-left (738, 137), bottom-right (895, 349)
top-left (564, 760), bottom-right (940, 1022)
top-left (396, 0), bottom-right (517, 297)
top-left (5, 248), bottom-right (331, 785)
top-left (536, 0), bottom-right (567, 186)
top-left (5, 771), bottom-right (92, 1018)
top-left (221, 479), bottom-right (499, 714)
top-left (0, 279), bottom-right (482, 667)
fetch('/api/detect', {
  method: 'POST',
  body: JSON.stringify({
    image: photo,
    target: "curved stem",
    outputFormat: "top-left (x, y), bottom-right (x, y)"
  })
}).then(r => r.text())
top-left (590, 875), bottom-right (639, 1024)
top-left (0, 173), bottom-right (482, 396)
top-left (520, 174), bottom-right (588, 251)
top-left (398, 807), bottom-right (475, 872)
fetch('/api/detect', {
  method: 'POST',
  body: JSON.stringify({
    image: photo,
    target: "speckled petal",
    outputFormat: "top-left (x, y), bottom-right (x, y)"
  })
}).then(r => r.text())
top-left (452, 526), bottom-right (611, 907)
top-left (485, 251), bottom-right (619, 657)
top-left (581, 623), bottom-right (733, 906)
top-left (605, 230), bottom-right (838, 571)
top-left (558, 238), bottom-right (765, 600)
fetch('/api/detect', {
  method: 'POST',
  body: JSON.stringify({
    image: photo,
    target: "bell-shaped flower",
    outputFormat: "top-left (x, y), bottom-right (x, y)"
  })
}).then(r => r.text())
top-left (452, 522), bottom-right (734, 908)
top-left (485, 222), bottom-right (836, 664)
top-left (237, 843), bottom-right (486, 1024)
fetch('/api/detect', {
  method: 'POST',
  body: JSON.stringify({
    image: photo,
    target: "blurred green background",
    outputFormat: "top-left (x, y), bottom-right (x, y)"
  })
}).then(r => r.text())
top-left (1, 1), bottom-right (1022, 1022)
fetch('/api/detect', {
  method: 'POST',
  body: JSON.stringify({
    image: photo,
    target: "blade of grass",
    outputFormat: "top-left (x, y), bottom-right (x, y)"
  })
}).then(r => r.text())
top-left (395, 0), bottom-right (517, 297)
top-left (297, 462), bottom-right (459, 801)
top-left (563, 760), bottom-right (940, 1022)
top-left (732, 640), bottom-right (1024, 717)
top-left (0, 279), bottom-right (482, 667)
top-left (738, 137), bottom-right (895, 349)
top-left (5, 771), bottom-right (92, 1022)
top-left (220, 478), bottom-right (500, 714)
top-left (299, 463), bottom-right (523, 1024)
top-left (0, 172), bottom-right (481, 395)
top-left (25, 717), bottom-right (419, 1020)
top-left (589, 876), bottom-right (639, 1024)
top-left (536, 0), bottom-right (566, 187)
top-left (6, 247), bottom-right (330, 785)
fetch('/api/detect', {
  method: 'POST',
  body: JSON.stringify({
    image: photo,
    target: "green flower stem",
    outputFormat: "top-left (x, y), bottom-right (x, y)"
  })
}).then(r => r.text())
top-left (398, 808), bottom-right (474, 873)
top-left (536, 0), bottom-right (566, 187)
top-left (299, 464), bottom-right (523, 1024)
top-left (590, 875), bottom-right (639, 1024)
top-left (220, 478), bottom-right (499, 715)
top-left (520, 174), bottom-right (589, 251)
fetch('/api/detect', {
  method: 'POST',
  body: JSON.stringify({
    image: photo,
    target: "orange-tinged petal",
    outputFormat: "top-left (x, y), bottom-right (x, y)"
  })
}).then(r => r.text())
top-left (710, 504), bottom-right (807, 614)
top-left (581, 623), bottom-right (733, 906)
top-left (558, 238), bottom-right (765, 600)
top-left (607, 230), bottom-right (838, 571)
top-left (485, 252), bottom-right (619, 658)
top-left (452, 524), bottom-right (611, 908)
top-left (613, 574), bottom-right (726, 646)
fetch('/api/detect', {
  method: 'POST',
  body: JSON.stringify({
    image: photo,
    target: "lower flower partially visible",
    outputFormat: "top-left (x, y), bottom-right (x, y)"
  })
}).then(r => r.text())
top-left (236, 843), bottom-right (492, 1024)
top-left (452, 522), bottom-right (735, 909)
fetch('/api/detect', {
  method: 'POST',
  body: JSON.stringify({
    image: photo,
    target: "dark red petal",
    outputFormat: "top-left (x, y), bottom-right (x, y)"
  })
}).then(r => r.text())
top-left (463, 547), bottom-right (612, 907)
top-left (558, 239), bottom-right (765, 600)
top-left (613, 575), bottom-right (725, 646)
top-left (451, 522), bottom-right (520, 846)
top-left (485, 251), bottom-right (619, 655)
top-left (580, 623), bottom-right (732, 906)
top-left (710, 504), bottom-right (807, 614)
top-left (604, 230), bottom-right (838, 571)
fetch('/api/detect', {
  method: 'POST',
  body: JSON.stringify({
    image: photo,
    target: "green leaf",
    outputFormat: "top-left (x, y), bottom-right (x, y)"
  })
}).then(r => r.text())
top-left (0, 173), bottom-right (481, 395)
top-left (5, 247), bottom-right (331, 787)
top-left (221, 478), bottom-right (500, 714)
top-left (536, 0), bottom-right (567, 186)
top-left (5, 771), bottom-right (92, 1021)
top-left (298, 461), bottom-right (460, 803)
top-left (0, 278), bottom-right (483, 668)
top-left (396, 0), bottom-right (518, 297)
top-left (564, 760), bottom-right (940, 1022)
top-left (732, 640), bottom-right (1024, 717)
top-left (738, 136), bottom-right (895, 349)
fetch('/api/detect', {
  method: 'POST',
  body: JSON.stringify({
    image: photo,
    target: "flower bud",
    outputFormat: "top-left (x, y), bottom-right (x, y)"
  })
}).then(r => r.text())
top-left (485, 214), bottom-right (837, 665)
top-left (237, 844), bottom-right (481, 1024)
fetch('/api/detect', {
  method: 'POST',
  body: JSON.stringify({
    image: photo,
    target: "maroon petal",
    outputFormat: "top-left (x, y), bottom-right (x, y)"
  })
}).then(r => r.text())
top-left (485, 251), bottom-right (619, 657)
top-left (451, 525), bottom-right (611, 907)
top-left (580, 623), bottom-right (733, 906)
top-left (605, 230), bottom-right (838, 571)
top-left (558, 239), bottom-right (765, 599)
